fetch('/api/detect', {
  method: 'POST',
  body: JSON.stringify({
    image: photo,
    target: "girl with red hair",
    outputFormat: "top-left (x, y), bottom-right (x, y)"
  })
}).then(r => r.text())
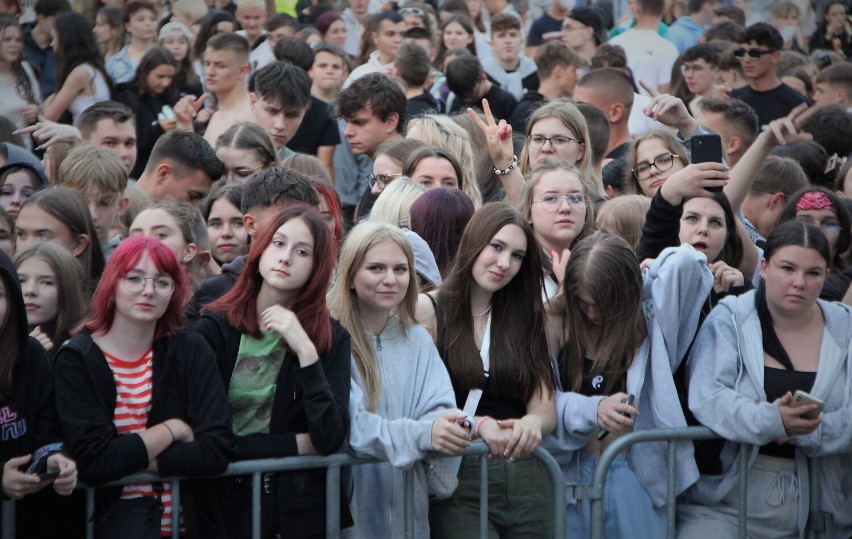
top-left (53, 236), bottom-right (233, 538)
top-left (195, 205), bottom-right (351, 539)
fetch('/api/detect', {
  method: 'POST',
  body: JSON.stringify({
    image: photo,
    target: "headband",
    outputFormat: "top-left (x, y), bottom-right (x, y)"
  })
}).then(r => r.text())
top-left (795, 190), bottom-right (836, 213)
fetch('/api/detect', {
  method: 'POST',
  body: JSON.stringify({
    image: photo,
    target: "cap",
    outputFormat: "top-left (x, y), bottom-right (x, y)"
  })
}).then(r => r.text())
top-left (567, 6), bottom-right (607, 45)
top-left (158, 21), bottom-right (193, 41)
top-left (401, 228), bottom-right (442, 289)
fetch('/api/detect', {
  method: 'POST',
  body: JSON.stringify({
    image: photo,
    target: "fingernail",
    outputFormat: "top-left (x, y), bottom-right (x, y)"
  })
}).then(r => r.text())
top-left (503, 450), bottom-right (509, 457)
top-left (550, 249), bottom-right (557, 258)
top-left (507, 458), bottom-right (514, 464)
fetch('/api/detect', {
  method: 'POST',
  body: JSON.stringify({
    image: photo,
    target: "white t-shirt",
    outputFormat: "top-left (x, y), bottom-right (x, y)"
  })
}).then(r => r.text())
top-left (609, 29), bottom-right (679, 97)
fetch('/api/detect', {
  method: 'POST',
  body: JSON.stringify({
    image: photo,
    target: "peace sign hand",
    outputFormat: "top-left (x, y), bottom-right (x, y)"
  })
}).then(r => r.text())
top-left (467, 98), bottom-right (515, 170)
top-left (761, 103), bottom-right (816, 149)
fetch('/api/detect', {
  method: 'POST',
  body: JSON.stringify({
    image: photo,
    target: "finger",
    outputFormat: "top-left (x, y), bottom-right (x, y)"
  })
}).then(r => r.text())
top-left (786, 102), bottom-right (810, 125)
top-left (497, 121), bottom-right (511, 141)
top-left (193, 93), bottom-right (210, 112)
top-left (639, 80), bottom-right (660, 97)
top-left (466, 107), bottom-right (488, 130)
top-left (481, 98), bottom-right (496, 125)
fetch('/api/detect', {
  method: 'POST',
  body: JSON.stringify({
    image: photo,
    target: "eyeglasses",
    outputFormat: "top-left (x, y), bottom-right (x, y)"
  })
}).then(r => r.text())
top-left (368, 173), bottom-right (402, 189)
top-left (399, 7), bottom-right (425, 16)
top-left (123, 272), bottom-right (175, 297)
top-left (733, 48), bottom-right (775, 60)
top-left (528, 134), bottom-right (582, 149)
top-left (561, 24), bottom-right (587, 32)
top-left (680, 63), bottom-right (711, 74)
top-left (632, 152), bottom-right (683, 181)
top-left (534, 193), bottom-right (586, 212)
top-left (226, 164), bottom-right (265, 182)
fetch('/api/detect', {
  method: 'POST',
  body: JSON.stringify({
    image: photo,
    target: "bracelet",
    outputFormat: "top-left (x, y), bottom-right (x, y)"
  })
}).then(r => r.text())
top-left (475, 416), bottom-right (494, 439)
top-left (493, 155), bottom-right (518, 175)
top-left (162, 422), bottom-right (176, 443)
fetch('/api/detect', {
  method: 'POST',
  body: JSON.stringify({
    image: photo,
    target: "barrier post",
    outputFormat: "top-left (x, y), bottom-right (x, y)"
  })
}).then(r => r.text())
top-left (1, 499), bottom-right (13, 539)
top-left (737, 444), bottom-right (748, 539)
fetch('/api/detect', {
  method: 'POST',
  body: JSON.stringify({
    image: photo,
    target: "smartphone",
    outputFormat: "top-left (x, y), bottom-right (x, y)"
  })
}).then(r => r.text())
top-left (792, 390), bottom-right (825, 419)
top-left (597, 394), bottom-right (635, 441)
top-left (38, 471), bottom-right (60, 481)
top-left (690, 133), bottom-right (724, 192)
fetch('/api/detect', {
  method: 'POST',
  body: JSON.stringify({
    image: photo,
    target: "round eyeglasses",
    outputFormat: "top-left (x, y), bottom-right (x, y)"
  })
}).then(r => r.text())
top-left (368, 173), bottom-right (403, 190)
top-left (528, 134), bottom-right (583, 149)
top-left (123, 272), bottom-right (175, 297)
top-left (534, 193), bottom-right (586, 212)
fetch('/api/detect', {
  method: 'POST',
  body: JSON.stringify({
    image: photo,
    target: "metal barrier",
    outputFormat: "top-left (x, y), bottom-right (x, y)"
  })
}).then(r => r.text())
top-left (0, 443), bottom-right (566, 539)
top-left (573, 426), bottom-right (750, 539)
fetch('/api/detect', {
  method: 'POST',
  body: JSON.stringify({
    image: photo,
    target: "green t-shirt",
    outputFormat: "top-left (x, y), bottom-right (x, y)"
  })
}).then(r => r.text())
top-left (229, 331), bottom-right (286, 435)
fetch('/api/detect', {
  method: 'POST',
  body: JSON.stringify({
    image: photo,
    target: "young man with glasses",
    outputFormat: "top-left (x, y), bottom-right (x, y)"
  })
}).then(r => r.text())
top-left (731, 23), bottom-right (811, 129)
top-left (680, 43), bottom-right (725, 114)
top-left (561, 6), bottom-right (608, 66)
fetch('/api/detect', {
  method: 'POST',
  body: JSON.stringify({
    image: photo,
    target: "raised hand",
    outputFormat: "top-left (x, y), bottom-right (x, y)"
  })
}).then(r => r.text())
top-left (173, 93), bottom-right (210, 130)
top-left (13, 116), bottom-right (82, 150)
top-left (467, 99), bottom-right (514, 170)
top-left (640, 81), bottom-right (699, 137)
top-left (261, 305), bottom-right (319, 367)
top-left (762, 103), bottom-right (817, 149)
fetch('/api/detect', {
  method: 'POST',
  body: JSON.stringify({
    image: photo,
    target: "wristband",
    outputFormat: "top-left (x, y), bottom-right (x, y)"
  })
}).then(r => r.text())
top-left (493, 155), bottom-right (518, 175)
top-left (475, 416), bottom-right (494, 438)
top-left (163, 422), bottom-right (176, 443)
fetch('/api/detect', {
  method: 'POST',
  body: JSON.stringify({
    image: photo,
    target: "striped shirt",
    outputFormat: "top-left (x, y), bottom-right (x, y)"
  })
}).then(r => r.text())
top-left (105, 349), bottom-right (180, 536)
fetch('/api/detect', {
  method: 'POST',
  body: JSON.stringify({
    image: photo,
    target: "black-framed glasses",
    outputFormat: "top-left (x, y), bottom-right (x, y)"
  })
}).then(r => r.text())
top-left (534, 193), bottom-right (586, 212)
top-left (733, 48), bottom-right (775, 60)
top-left (527, 134), bottom-right (583, 149)
top-left (632, 152), bottom-right (683, 181)
top-left (561, 24), bottom-right (587, 32)
top-left (368, 173), bottom-right (403, 189)
top-left (123, 272), bottom-right (175, 297)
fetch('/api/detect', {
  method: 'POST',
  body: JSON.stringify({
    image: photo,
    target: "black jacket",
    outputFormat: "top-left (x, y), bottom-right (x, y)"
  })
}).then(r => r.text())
top-left (53, 330), bottom-right (234, 536)
top-left (194, 312), bottom-right (352, 537)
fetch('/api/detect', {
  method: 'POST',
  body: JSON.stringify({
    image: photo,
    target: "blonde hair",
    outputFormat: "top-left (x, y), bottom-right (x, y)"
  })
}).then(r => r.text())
top-left (57, 145), bottom-right (128, 198)
top-left (520, 102), bottom-right (599, 197)
top-left (327, 221), bottom-right (418, 411)
top-left (595, 195), bottom-right (651, 251)
top-left (369, 178), bottom-right (425, 228)
top-left (171, 0), bottom-right (208, 22)
top-left (406, 115), bottom-right (482, 208)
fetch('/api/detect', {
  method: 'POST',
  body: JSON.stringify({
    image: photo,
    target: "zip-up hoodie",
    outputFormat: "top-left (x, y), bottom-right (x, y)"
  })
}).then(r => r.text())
top-left (545, 244), bottom-right (713, 507)
top-left (684, 291), bottom-right (852, 537)
top-left (345, 316), bottom-right (458, 539)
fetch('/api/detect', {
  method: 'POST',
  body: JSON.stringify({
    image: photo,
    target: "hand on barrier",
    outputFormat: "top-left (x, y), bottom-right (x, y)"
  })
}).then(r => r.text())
top-left (431, 413), bottom-right (471, 455)
top-left (477, 418), bottom-right (513, 459)
top-left (498, 415), bottom-right (544, 461)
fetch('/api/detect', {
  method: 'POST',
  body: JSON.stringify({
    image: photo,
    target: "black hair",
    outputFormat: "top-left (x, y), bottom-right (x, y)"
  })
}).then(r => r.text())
top-left (742, 22), bottom-right (783, 51)
top-left (776, 185), bottom-right (851, 271)
top-left (445, 55), bottom-right (482, 101)
top-left (34, 0), bottom-right (70, 17)
top-left (273, 37), bottom-right (314, 71)
top-left (144, 131), bottom-right (225, 182)
top-left (335, 73), bottom-right (407, 134)
top-left (249, 61), bottom-right (311, 112)
top-left (801, 104), bottom-right (852, 159)
top-left (681, 42), bottom-right (721, 66)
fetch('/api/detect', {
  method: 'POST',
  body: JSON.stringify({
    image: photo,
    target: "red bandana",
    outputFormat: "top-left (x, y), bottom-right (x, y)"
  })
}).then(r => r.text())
top-left (795, 190), bottom-right (836, 213)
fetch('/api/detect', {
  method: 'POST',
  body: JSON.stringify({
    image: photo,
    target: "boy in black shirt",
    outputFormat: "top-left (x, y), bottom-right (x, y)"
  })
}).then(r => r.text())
top-left (446, 55), bottom-right (518, 121)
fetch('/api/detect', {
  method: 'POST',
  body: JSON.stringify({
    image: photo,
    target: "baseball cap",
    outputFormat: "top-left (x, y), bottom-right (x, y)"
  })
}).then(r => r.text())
top-left (567, 7), bottom-right (607, 45)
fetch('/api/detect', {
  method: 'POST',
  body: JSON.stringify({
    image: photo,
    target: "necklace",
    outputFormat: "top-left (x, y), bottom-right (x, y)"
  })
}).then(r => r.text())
top-left (473, 305), bottom-right (492, 318)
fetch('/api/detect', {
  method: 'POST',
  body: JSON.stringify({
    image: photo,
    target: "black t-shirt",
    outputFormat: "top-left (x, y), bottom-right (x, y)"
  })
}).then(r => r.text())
top-left (527, 13), bottom-right (564, 46)
top-left (731, 83), bottom-right (812, 129)
top-left (450, 84), bottom-right (518, 123)
top-left (509, 91), bottom-right (545, 134)
top-left (288, 95), bottom-right (341, 155)
top-left (406, 91), bottom-right (438, 121)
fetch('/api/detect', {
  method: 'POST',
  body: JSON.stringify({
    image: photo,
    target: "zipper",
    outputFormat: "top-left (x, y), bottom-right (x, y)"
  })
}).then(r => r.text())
top-left (375, 335), bottom-right (382, 351)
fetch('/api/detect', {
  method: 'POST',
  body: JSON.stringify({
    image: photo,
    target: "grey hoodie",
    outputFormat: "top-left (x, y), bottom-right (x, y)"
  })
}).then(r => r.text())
top-left (685, 292), bottom-right (852, 537)
top-left (545, 244), bottom-right (713, 507)
top-left (345, 316), bottom-right (458, 539)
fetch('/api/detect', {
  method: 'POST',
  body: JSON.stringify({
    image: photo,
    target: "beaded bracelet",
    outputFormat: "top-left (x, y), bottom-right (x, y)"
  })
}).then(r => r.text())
top-left (493, 155), bottom-right (518, 175)
top-left (475, 416), bottom-right (494, 438)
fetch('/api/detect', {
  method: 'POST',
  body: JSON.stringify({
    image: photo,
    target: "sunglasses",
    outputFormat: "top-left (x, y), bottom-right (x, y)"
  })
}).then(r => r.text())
top-left (733, 48), bottom-right (775, 60)
top-left (399, 7), bottom-right (425, 16)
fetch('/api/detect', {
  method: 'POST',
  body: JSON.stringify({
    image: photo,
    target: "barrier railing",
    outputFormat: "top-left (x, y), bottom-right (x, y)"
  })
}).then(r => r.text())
top-left (0, 443), bottom-right (566, 539)
top-left (573, 426), bottom-right (749, 539)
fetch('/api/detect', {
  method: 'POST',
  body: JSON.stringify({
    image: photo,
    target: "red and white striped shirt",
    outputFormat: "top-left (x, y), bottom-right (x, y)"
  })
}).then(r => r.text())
top-left (105, 349), bottom-right (180, 536)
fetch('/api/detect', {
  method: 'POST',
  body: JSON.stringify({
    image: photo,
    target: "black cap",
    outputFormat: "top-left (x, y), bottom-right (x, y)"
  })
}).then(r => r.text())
top-left (567, 6), bottom-right (607, 45)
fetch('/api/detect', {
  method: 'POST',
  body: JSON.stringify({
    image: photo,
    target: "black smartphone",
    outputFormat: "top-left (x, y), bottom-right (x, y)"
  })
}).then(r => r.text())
top-left (38, 471), bottom-right (60, 481)
top-left (597, 394), bottom-right (636, 441)
top-left (691, 133), bottom-right (724, 192)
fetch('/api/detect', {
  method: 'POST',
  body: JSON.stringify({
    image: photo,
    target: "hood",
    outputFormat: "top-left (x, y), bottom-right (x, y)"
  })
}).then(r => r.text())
top-left (0, 249), bottom-right (28, 346)
top-left (0, 143), bottom-right (49, 187)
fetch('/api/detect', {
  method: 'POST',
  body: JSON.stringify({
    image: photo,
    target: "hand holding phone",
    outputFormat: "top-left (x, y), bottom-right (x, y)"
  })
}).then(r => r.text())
top-left (597, 394), bottom-right (636, 441)
top-left (690, 133), bottom-right (725, 192)
top-left (791, 390), bottom-right (824, 419)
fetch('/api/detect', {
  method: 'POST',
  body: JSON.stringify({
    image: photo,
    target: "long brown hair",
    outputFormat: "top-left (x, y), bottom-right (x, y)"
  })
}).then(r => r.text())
top-left (436, 203), bottom-right (555, 404)
top-left (560, 232), bottom-right (647, 393)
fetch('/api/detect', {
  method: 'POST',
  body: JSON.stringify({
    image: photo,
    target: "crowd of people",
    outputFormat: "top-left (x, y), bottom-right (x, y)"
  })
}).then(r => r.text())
top-left (0, 0), bottom-right (851, 536)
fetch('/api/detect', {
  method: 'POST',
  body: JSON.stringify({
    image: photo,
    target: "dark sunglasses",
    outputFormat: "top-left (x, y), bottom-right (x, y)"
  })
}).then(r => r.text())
top-left (733, 48), bottom-right (775, 60)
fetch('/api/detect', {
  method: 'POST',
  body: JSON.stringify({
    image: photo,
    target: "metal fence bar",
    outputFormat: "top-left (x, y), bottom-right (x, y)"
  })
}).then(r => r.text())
top-left (479, 454), bottom-right (488, 538)
top-left (737, 443), bottom-right (748, 539)
top-left (666, 441), bottom-right (676, 539)
top-left (404, 469), bottom-right (415, 539)
top-left (4, 446), bottom-right (565, 539)
top-left (170, 479), bottom-right (180, 539)
top-left (324, 465), bottom-right (341, 538)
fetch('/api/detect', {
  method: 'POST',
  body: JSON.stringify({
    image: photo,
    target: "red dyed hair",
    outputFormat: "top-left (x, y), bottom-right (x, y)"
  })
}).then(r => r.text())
top-left (82, 236), bottom-right (190, 341)
top-left (204, 205), bottom-right (334, 354)
top-left (313, 181), bottom-right (343, 246)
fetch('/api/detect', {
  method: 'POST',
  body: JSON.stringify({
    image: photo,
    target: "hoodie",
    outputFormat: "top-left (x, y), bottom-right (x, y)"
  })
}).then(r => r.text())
top-left (345, 316), bottom-right (458, 539)
top-left (0, 143), bottom-right (50, 187)
top-left (684, 292), bottom-right (852, 537)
